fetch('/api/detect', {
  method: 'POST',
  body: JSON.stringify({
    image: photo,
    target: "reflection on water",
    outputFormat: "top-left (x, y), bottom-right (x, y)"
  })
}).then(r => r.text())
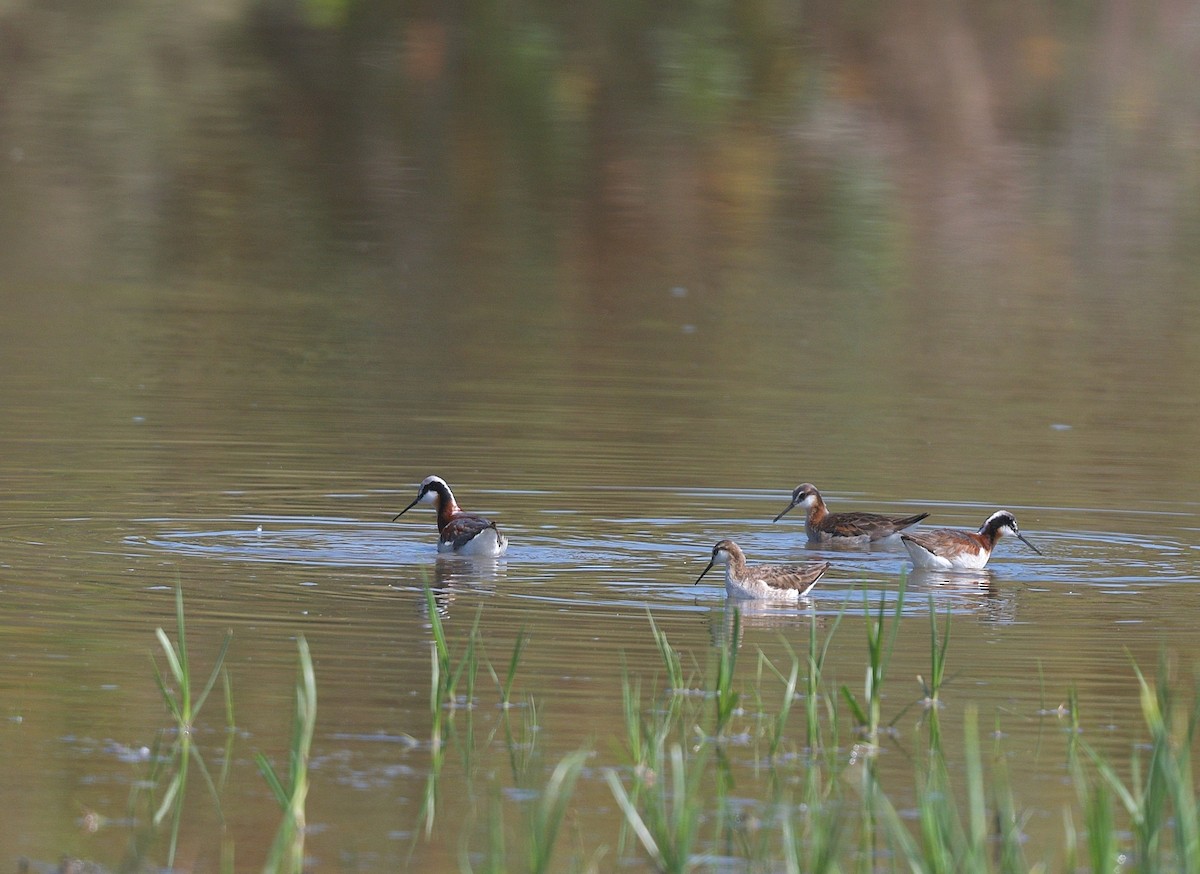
top-left (906, 568), bottom-right (1023, 625)
top-left (428, 554), bottom-right (507, 589)
top-left (907, 567), bottom-right (996, 592)
top-left (416, 556), bottom-right (507, 619)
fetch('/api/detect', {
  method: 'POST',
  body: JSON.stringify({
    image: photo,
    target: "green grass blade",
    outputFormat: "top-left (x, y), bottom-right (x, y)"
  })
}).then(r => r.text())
top-left (647, 610), bottom-right (684, 693)
top-left (259, 635), bottom-right (316, 874)
top-left (604, 768), bottom-right (663, 868)
top-left (773, 660), bottom-right (800, 758)
top-left (151, 657), bottom-right (184, 724)
top-left (155, 628), bottom-right (185, 688)
top-left (173, 583), bottom-right (189, 685)
top-left (223, 667), bottom-right (236, 731)
top-left (188, 742), bottom-right (226, 825)
top-left (501, 627), bottom-right (529, 706)
top-left (255, 752), bottom-right (290, 808)
top-left (1081, 738), bottom-right (1142, 822)
top-left (840, 685), bottom-right (868, 728)
top-left (529, 749), bottom-right (588, 874)
top-left (193, 629), bottom-right (234, 717)
top-left (424, 584), bottom-right (451, 676)
top-left (154, 763), bottom-right (185, 826)
top-left (963, 706), bottom-right (987, 864)
top-left (620, 667), bottom-right (645, 766)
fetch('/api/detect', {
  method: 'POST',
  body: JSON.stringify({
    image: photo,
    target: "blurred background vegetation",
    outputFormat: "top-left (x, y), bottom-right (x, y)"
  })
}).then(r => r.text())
top-left (3, 0), bottom-right (1199, 298)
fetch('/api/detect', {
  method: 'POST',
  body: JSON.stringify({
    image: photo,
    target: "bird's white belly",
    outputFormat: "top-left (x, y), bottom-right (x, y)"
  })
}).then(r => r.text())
top-left (903, 540), bottom-right (988, 570)
top-left (725, 572), bottom-right (800, 601)
top-left (439, 528), bottom-right (509, 557)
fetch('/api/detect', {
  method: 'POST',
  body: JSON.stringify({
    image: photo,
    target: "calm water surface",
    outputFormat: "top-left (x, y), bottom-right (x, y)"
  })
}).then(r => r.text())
top-left (3, 283), bottom-right (1197, 871)
top-left (2, 2), bottom-right (1200, 871)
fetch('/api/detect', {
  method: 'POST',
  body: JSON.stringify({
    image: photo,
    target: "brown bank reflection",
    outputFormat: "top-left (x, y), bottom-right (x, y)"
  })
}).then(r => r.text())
top-left (1, 0), bottom-right (1197, 300)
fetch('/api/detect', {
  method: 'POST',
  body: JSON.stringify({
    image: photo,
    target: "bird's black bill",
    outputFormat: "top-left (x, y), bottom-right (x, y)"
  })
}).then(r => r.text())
top-left (1017, 533), bottom-right (1043, 555)
top-left (391, 494), bottom-right (423, 522)
top-left (694, 561), bottom-right (715, 586)
top-left (772, 502), bottom-right (798, 523)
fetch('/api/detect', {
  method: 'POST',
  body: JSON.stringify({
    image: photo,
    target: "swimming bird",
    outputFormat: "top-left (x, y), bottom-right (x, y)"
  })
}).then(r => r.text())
top-left (694, 539), bottom-right (830, 601)
top-left (393, 475), bottom-right (509, 556)
top-left (773, 483), bottom-right (929, 544)
top-left (900, 510), bottom-right (1041, 570)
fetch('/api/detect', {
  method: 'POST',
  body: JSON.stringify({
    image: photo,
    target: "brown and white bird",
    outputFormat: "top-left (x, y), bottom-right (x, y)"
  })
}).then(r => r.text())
top-left (901, 510), bottom-right (1040, 570)
top-left (773, 483), bottom-right (929, 545)
top-left (694, 540), bottom-right (830, 601)
top-left (393, 475), bottom-right (508, 556)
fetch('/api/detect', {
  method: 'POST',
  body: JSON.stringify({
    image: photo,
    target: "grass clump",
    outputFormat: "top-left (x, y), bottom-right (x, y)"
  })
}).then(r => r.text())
top-left (526, 749), bottom-right (590, 874)
top-left (147, 583), bottom-right (234, 869)
top-left (152, 583), bottom-right (233, 736)
top-left (126, 579), bottom-right (1200, 874)
top-left (604, 743), bottom-right (705, 874)
top-left (839, 581), bottom-right (904, 747)
top-left (257, 583), bottom-right (1200, 872)
top-left (757, 640), bottom-right (800, 760)
top-left (256, 635), bottom-right (317, 874)
top-left (874, 705), bottom-right (1028, 873)
top-left (648, 609), bottom-right (687, 694)
top-left (1070, 654), bottom-right (1200, 871)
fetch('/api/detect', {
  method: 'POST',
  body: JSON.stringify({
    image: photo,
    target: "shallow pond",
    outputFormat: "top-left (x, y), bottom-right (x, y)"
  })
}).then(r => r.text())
top-left (2, 3), bottom-right (1200, 871)
top-left (3, 280), bottom-right (1197, 871)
